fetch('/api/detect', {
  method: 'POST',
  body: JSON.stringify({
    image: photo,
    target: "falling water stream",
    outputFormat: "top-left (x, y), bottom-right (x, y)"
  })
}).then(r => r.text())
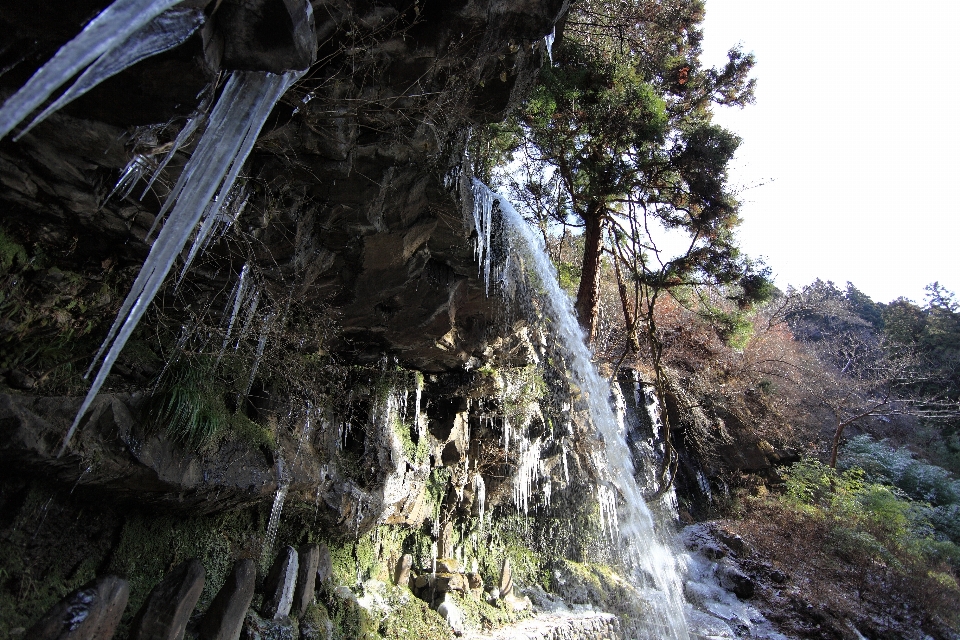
top-left (476, 180), bottom-right (691, 639)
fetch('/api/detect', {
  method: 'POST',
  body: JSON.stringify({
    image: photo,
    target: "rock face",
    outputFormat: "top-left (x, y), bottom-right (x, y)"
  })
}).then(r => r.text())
top-left (198, 559), bottom-right (257, 640)
top-left (27, 575), bottom-right (129, 640)
top-left (130, 559), bottom-right (205, 640)
top-left (260, 546), bottom-right (299, 621)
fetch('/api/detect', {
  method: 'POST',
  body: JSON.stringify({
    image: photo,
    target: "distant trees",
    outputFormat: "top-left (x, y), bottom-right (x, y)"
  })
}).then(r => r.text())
top-left (763, 281), bottom-right (960, 467)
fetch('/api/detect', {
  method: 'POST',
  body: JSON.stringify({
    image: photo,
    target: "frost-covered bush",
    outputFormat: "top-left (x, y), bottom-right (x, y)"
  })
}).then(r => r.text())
top-left (840, 435), bottom-right (960, 506)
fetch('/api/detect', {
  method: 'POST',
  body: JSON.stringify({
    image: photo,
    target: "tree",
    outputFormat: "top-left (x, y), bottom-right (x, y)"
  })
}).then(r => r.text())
top-left (513, 0), bottom-right (756, 345)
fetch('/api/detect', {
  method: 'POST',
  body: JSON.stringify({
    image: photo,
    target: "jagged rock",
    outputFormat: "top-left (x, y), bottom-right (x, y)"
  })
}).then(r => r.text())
top-left (198, 559), bottom-right (256, 640)
top-left (240, 611), bottom-right (298, 640)
top-left (130, 559), bottom-right (205, 640)
top-left (27, 575), bottom-right (129, 640)
top-left (717, 560), bottom-right (755, 599)
top-left (315, 544), bottom-right (332, 586)
top-left (498, 558), bottom-right (513, 599)
top-left (466, 572), bottom-right (483, 590)
top-left (434, 558), bottom-right (460, 574)
top-left (394, 554), bottom-right (413, 588)
top-left (293, 545), bottom-right (320, 617)
top-left (261, 547), bottom-right (299, 620)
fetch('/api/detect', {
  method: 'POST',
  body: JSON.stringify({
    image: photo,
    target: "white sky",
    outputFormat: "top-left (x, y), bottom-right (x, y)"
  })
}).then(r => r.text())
top-left (700, 0), bottom-right (960, 305)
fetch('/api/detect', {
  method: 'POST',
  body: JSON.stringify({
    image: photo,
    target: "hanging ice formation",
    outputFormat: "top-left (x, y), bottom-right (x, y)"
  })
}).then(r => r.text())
top-left (477, 179), bottom-right (691, 639)
top-left (177, 185), bottom-right (250, 287)
top-left (470, 179), bottom-right (496, 294)
top-left (544, 27), bottom-right (556, 64)
top-left (0, 0), bottom-right (200, 140)
top-left (56, 68), bottom-right (305, 456)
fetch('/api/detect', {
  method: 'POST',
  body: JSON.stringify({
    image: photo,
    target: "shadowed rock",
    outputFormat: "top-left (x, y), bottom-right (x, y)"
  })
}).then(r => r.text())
top-left (27, 575), bottom-right (129, 640)
top-left (130, 559), bottom-right (205, 640)
top-left (393, 554), bottom-right (413, 588)
top-left (261, 546), bottom-right (298, 620)
top-left (198, 559), bottom-right (256, 640)
top-left (293, 544), bottom-right (320, 617)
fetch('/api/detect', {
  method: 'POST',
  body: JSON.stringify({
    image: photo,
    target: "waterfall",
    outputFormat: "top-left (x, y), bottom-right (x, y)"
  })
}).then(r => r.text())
top-left (262, 458), bottom-right (290, 569)
top-left (482, 180), bottom-right (691, 639)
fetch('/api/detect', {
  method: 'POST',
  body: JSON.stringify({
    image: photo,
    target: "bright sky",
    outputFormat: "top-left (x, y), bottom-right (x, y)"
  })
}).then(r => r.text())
top-left (700, 0), bottom-right (960, 305)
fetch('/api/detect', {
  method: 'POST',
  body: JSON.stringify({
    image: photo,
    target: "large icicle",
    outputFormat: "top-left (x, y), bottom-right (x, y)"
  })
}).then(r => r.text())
top-left (15, 7), bottom-right (204, 138)
top-left (60, 69), bottom-right (304, 456)
top-left (0, 0), bottom-right (183, 140)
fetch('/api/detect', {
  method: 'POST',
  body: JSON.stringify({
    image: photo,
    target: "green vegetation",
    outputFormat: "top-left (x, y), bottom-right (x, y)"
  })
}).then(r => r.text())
top-left (781, 458), bottom-right (960, 572)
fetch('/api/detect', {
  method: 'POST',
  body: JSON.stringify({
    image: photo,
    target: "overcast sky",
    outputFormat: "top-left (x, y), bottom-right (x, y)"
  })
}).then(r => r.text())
top-left (700, 0), bottom-right (960, 305)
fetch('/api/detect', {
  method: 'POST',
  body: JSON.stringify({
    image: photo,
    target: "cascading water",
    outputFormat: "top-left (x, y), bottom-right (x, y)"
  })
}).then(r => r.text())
top-left (475, 180), bottom-right (691, 639)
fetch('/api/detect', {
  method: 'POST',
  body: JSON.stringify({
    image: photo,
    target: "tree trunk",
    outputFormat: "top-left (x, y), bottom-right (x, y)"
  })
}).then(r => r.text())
top-left (575, 207), bottom-right (604, 345)
top-left (829, 418), bottom-right (844, 468)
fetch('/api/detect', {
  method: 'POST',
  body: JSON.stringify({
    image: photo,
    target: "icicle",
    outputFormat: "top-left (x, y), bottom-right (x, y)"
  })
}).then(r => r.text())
top-left (60, 69), bottom-right (304, 457)
top-left (473, 472), bottom-right (486, 526)
top-left (544, 27), bottom-right (556, 65)
top-left (215, 263), bottom-right (252, 366)
top-left (105, 154), bottom-right (151, 205)
top-left (295, 400), bottom-right (314, 463)
top-left (244, 309), bottom-right (277, 399)
top-left (414, 377), bottom-right (423, 438)
top-left (141, 84), bottom-right (216, 201)
top-left (0, 0), bottom-right (182, 140)
top-left (235, 289), bottom-right (261, 347)
top-left (16, 7), bottom-right (204, 138)
top-left (470, 179), bottom-right (495, 294)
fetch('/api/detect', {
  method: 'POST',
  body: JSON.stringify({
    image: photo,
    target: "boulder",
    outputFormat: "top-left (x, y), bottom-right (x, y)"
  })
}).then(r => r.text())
top-left (261, 547), bottom-right (299, 620)
top-left (466, 572), bottom-right (483, 590)
top-left (434, 558), bottom-right (460, 574)
top-left (293, 545), bottom-right (320, 617)
top-left (198, 559), bottom-right (256, 640)
top-left (130, 559), bottom-right (205, 640)
top-left (435, 594), bottom-right (464, 635)
top-left (27, 575), bottom-right (129, 640)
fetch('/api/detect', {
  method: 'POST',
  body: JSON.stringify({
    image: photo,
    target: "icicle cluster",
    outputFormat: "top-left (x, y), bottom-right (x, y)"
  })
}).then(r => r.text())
top-left (59, 68), bottom-right (303, 455)
top-left (470, 179), bottom-right (495, 294)
top-left (513, 437), bottom-right (544, 515)
top-left (0, 0), bottom-right (202, 140)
